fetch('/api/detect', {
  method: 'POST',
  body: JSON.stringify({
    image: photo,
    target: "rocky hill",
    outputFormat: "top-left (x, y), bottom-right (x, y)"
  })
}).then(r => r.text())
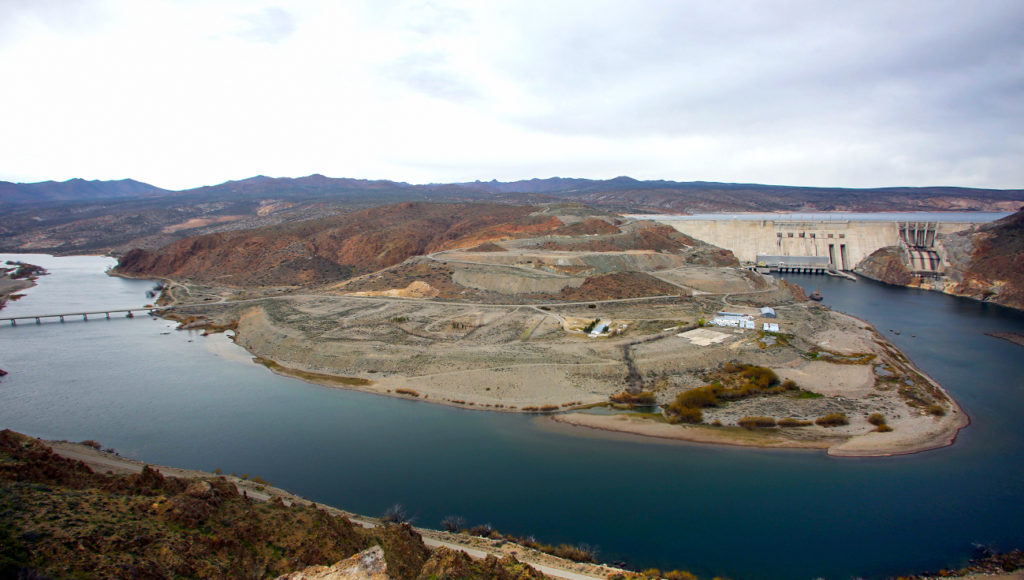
top-left (942, 208), bottom-right (1024, 309)
top-left (3, 174), bottom-right (1022, 256)
top-left (114, 203), bottom-right (564, 287)
top-left (0, 429), bottom-right (547, 579)
top-left (856, 208), bottom-right (1024, 310)
top-left (0, 177), bottom-right (168, 206)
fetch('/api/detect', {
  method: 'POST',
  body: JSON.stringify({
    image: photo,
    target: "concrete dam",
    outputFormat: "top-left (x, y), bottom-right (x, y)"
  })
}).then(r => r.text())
top-left (649, 216), bottom-right (979, 273)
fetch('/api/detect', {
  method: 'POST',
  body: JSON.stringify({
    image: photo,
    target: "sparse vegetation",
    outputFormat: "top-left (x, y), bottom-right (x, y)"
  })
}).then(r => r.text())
top-left (927, 404), bottom-right (946, 417)
top-left (665, 364), bottom-right (802, 424)
top-left (738, 416), bottom-right (777, 429)
top-left (815, 413), bottom-right (849, 427)
top-left (778, 417), bottom-right (812, 427)
top-left (610, 391), bottom-right (657, 405)
top-left (441, 515), bottom-right (466, 533)
top-left (868, 413), bottom-right (887, 426)
top-left (395, 388), bottom-right (420, 397)
top-left (382, 503), bottom-right (410, 524)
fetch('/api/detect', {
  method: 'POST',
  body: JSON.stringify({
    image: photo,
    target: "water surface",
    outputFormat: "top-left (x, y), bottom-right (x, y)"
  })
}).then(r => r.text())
top-left (2, 255), bottom-right (1023, 580)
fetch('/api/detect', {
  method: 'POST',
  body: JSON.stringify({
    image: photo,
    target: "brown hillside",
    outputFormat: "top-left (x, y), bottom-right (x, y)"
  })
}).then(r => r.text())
top-left (539, 224), bottom-right (694, 252)
top-left (0, 430), bottom-right (550, 579)
top-left (116, 203), bottom-right (561, 287)
top-left (951, 209), bottom-right (1024, 309)
top-left (552, 272), bottom-right (683, 300)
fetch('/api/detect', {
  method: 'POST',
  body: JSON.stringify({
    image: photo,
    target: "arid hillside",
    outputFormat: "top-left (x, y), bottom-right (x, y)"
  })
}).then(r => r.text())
top-left (4, 174), bottom-right (1022, 257)
top-left (855, 208), bottom-right (1024, 310)
top-left (943, 208), bottom-right (1024, 309)
top-left (0, 429), bottom-right (551, 579)
top-left (115, 203), bottom-right (564, 287)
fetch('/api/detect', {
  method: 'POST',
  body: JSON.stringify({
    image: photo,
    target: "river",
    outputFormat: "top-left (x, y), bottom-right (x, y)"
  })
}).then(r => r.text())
top-left (2, 253), bottom-right (1023, 580)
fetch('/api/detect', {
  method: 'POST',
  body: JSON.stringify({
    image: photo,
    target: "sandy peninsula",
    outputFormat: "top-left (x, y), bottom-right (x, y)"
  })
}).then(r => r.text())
top-left (129, 215), bottom-right (968, 458)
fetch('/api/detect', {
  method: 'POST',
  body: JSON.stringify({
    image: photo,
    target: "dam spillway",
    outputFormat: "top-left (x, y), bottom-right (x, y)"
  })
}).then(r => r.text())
top-left (644, 215), bottom-right (982, 271)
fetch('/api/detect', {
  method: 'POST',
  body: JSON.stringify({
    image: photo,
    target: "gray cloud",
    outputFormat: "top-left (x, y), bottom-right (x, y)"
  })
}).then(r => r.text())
top-left (237, 6), bottom-right (296, 44)
top-left (489, 0), bottom-right (1024, 145)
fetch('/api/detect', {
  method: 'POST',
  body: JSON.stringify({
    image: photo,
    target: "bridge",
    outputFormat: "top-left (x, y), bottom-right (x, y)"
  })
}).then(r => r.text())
top-left (1, 308), bottom-right (162, 326)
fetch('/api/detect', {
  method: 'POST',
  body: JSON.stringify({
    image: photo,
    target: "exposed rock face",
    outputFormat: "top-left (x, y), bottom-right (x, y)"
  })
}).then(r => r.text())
top-left (417, 546), bottom-right (547, 580)
top-left (852, 209), bottom-right (1024, 310)
top-left (115, 203), bottom-right (561, 287)
top-left (854, 246), bottom-right (913, 286)
top-left (941, 208), bottom-right (1024, 310)
top-left (277, 546), bottom-right (389, 580)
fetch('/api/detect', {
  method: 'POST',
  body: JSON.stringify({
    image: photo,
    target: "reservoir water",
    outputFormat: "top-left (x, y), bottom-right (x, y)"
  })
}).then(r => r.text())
top-left (2, 253), bottom-right (1024, 580)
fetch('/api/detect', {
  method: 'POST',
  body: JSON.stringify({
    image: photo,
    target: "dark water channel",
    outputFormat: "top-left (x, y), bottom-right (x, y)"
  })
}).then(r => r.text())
top-left (2, 254), bottom-right (1023, 579)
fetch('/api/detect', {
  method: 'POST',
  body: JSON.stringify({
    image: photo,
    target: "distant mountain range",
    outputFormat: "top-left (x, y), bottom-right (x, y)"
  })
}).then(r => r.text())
top-left (3, 174), bottom-right (1022, 213)
top-left (0, 178), bottom-right (169, 205)
top-left (2, 174), bottom-right (1022, 256)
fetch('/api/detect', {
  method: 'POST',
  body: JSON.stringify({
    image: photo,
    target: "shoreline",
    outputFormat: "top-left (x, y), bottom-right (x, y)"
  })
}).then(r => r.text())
top-left (111, 263), bottom-right (973, 458)
top-left (221, 302), bottom-right (969, 458)
top-left (0, 277), bottom-right (37, 312)
top-left (43, 438), bottom-right (624, 580)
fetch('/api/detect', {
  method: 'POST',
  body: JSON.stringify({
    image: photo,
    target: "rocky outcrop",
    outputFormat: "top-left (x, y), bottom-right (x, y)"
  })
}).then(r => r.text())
top-left (277, 546), bottom-right (389, 580)
top-left (854, 246), bottom-right (913, 286)
top-left (853, 209), bottom-right (1024, 310)
top-left (940, 209), bottom-right (1024, 310)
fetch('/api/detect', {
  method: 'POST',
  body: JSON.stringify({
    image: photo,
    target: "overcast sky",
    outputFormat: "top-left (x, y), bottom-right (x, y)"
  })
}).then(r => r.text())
top-left (1, 0), bottom-right (1022, 190)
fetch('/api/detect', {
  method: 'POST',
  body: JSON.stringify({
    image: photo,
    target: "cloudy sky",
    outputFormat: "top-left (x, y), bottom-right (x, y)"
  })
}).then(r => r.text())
top-left (1, 0), bottom-right (1022, 190)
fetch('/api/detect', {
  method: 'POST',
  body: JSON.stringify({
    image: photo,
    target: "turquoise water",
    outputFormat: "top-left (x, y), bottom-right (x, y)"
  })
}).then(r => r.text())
top-left (2, 254), bottom-right (1024, 579)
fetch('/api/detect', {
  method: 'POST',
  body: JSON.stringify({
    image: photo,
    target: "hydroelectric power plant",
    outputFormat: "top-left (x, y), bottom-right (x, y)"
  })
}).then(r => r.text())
top-left (641, 213), bottom-right (995, 275)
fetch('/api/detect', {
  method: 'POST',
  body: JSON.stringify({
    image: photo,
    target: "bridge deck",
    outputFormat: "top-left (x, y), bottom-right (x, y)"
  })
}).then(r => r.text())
top-left (0, 307), bottom-right (163, 323)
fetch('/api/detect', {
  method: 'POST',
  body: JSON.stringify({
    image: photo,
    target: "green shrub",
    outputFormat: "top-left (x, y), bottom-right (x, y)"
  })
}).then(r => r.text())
top-left (867, 413), bottom-right (887, 426)
top-left (927, 404), bottom-right (946, 416)
top-left (738, 416), bottom-right (777, 429)
top-left (876, 424), bottom-right (894, 432)
top-left (395, 388), bottom-right (419, 397)
top-left (778, 417), bottom-right (812, 427)
top-left (815, 413), bottom-right (849, 427)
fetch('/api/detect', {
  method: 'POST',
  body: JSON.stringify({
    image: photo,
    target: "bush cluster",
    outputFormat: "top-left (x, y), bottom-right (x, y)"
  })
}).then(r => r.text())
top-left (815, 413), bottom-right (849, 427)
top-left (664, 364), bottom-right (797, 424)
top-left (610, 391), bottom-right (657, 405)
top-left (455, 521), bottom-right (598, 563)
top-left (777, 417), bottom-right (812, 427)
top-left (737, 416), bottom-right (777, 429)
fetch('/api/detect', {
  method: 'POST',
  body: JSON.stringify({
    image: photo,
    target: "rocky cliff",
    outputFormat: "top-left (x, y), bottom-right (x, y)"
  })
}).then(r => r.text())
top-left (854, 246), bottom-right (914, 286)
top-left (942, 208), bottom-right (1024, 309)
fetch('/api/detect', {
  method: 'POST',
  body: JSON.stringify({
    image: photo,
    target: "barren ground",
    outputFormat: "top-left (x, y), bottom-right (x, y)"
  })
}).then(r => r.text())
top-left (146, 227), bottom-right (966, 457)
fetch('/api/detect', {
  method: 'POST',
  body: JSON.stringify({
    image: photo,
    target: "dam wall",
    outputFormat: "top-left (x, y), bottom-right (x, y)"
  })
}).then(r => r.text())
top-left (656, 219), bottom-right (973, 270)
